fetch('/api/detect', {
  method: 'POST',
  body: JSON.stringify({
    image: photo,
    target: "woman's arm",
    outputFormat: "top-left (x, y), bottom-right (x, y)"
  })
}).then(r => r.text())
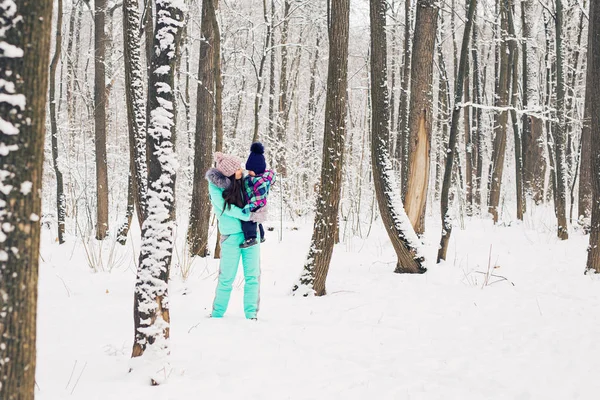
top-left (208, 183), bottom-right (251, 221)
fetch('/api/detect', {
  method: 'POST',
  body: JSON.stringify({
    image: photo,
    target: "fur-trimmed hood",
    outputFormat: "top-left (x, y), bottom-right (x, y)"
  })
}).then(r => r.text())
top-left (205, 168), bottom-right (231, 189)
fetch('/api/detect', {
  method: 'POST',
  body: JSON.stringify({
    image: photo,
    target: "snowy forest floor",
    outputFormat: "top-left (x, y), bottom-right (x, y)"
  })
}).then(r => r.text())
top-left (35, 206), bottom-right (600, 399)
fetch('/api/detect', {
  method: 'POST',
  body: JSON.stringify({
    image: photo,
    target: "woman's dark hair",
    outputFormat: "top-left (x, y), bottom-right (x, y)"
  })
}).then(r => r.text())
top-left (222, 174), bottom-right (244, 210)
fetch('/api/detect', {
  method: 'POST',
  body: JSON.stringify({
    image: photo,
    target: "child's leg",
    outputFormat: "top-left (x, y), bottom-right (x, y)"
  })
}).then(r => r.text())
top-left (241, 220), bottom-right (257, 240)
top-left (259, 223), bottom-right (265, 240)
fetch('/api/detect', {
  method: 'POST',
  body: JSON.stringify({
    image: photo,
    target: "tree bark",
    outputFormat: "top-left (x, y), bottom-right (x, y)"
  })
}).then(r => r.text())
top-left (586, 0), bottom-right (600, 273)
top-left (50, 0), bottom-right (66, 244)
top-left (294, 0), bottom-right (350, 296)
top-left (276, 0), bottom-right (291, 177)
top-left (94, 0), bottom-right (109, 240)
top-left (487, 1), bottom-right (510, 223)
top-left (370, 0), bottom-right (426, 273)
top-left (121, 0), bottom-right (148, 233)
top-left (472, 4), bottom-right (483, 209)
top-left (404, 0), bottom-right (438, 234)
top-left (0, 0), bottom-right (53, 397)
top-left (521, 0), bottom-right (545, 204)
top-left (507, 1), bottom-right (524, 220)
top-left (188, 0), bottom-right (216, 257)
top-left (579, 47), bottom-right (593, 224)
top-left (131, 1), bottom-right (183, 381)
top-left (398, 0), bottom-right (412, 197)
top-left (212, 0), bottom-right (224, 259)
top-left (438, 0), bottom-right (477, 262)
top-left (553, 0), bottom-right (569, 239)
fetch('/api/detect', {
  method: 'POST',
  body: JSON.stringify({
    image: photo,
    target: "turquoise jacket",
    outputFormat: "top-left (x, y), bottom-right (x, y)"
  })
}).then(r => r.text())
top-left (205, 168), bottom-right (251, 235)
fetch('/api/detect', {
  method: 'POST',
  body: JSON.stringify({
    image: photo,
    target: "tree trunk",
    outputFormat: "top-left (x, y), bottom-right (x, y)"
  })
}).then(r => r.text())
top-left (188, 0), bottom-right (216, 257)
top-left (435, 28), bottom-right (451, 202)
top-left (143, 0), bottom-right (153, 69)
top-left (0, 0), bottom-right (53, 397)
top-left (252, 0), bottom-right (273, 143)
top-left (370, 0), bottom-right (426, 273)
top-left (487, 1), bottom-right (510, 223)
top-left (131, 0), bottom-right (183, 383)
top-left (293, 0), bottom-right (350, 296)
top-left (586, 0), bottom-right (600, 273)
top-left (267, 0), bottom-right (276, 144)
top-left (579, 48), bottom-right (593, 224)
top-left (50, 0), bottom-right (66, 244)
top-left (463, 11), bottom-right (473, 216)
top-left (117, 174), bottom-right (135, 244)
top-left (438, 0), bottom-right (477, 262)
top-left (507, 2), bottom-right (524, 220)
top-left (276, 0), bottom-right (291, 177)
top-left (472, 4), bottom-right (483, 209)
top-left (94, 0), bottom-right (109, 240)
top-left (553, 0), bottom-right (569, 239)
top-left (211, 0), bottom-right (224, 259)
top-left (521, 0), bottom-right (545, 204)
top-left (121, 0), bottom-right (148, 235)
top-left (404, 0), bottom-right (438, 234)
top-left (398, 0), bottom-right (412, 196)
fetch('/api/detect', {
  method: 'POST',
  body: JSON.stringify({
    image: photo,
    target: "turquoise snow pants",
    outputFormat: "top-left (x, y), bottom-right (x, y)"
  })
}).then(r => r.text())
top-left (212, 232), bottom-right (261, 319)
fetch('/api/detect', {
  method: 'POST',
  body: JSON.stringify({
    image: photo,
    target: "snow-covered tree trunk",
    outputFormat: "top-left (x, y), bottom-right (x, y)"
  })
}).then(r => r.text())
top-left (0, 0), bottom-right (53, 397)
top-left (50, 0), bottom-right (65, 244)
top-left (188, 0), bottom-right (216, 257)
top-left (579, 44), bottom-right (593, 225)
top-left (438, 0), bottom-right (477, 262)
top-left (586, 0), bottom-right (600, 273)
top-left (370, 0), bottom-right (426, 273)
top-left (471, 4), bottom-right (483, 210)
top-left (507, 2), bottom-right (524, 220)
top-left (521, 0), bottom-right (545, 204)
top-left (131, 0), bottom-right (184, 385)
top-left (118, 0), bottom-right (148, 244)
top-left (94, 0), bottom-right (109, 240)
top-left (293, 0), bottom-right (350, 296)
top-left (276, 0), bottom-right (290, 178)
top-left (397, 0), bottom-right (412, 194)
top-left (488, 1), bottom-right (510, 224)
top-left (404, 0), bottom-right (438, 235)
top-left (553, 0), bottom-right (569, 240)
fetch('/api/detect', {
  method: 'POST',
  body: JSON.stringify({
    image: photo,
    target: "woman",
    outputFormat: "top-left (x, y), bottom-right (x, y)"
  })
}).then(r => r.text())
top-left (205, 152), bottom-right (267, 320)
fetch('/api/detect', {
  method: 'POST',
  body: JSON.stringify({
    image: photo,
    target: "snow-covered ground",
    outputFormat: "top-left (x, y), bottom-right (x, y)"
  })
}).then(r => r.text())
top-left (35, 207), bottom-right (600, 399)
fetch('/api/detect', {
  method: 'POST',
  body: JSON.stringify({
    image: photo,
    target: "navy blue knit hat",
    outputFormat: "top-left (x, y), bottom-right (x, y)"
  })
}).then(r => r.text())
top-left (245, 142), bottom-right (266, 175)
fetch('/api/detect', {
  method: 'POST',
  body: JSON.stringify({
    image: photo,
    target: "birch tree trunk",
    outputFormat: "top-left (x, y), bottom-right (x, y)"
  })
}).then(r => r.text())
top-left (131, 0), bottom-right (183, 385)
top-left (404, 0), bottom-right (438, 234)
top-left (0, 0), bottom-right (53, 397)
top-left (370, 0), bottom-right (426, 273)
top-left (294, 0), bottom-right (350, 296)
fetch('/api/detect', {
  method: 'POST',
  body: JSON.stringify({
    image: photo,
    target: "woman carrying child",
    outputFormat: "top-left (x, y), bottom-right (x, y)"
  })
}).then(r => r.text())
top-left (204, 151), bottom-right (268, 320)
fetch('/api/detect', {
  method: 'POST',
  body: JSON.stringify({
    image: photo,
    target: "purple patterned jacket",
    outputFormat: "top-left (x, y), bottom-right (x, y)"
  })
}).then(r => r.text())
top-left (242, 170), bottom-right (276, 214)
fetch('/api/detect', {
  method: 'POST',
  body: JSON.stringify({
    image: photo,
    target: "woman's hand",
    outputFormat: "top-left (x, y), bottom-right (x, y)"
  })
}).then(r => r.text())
top-left (249, 205), bottom-right (268, 223)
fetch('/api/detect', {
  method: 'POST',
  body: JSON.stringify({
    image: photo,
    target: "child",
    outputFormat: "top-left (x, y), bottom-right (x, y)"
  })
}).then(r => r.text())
top-left (240, 142), bottom-right (276, 248)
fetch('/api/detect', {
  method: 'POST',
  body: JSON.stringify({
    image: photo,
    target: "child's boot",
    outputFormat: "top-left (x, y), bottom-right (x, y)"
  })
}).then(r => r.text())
top-left (240, 238), bottom-right (258, 248)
